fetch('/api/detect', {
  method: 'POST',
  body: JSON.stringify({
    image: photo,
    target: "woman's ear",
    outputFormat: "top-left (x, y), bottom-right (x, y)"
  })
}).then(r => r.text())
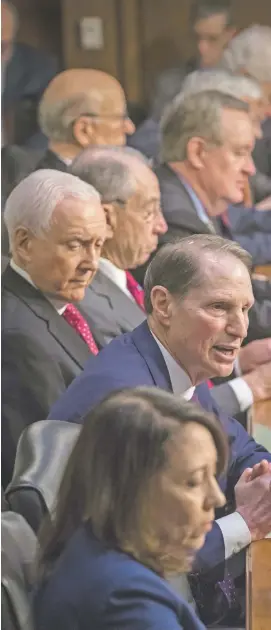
top-left (102, 203), bottom-right (117, 240)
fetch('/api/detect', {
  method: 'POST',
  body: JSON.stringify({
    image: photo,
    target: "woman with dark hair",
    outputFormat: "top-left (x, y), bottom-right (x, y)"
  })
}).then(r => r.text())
top-left (34, 387), bottom-right (227, 630)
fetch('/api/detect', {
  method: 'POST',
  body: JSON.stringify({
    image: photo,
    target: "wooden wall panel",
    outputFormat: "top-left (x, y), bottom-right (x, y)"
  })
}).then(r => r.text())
top-left (61, 0), bottom-right (121, 80)
top-left (10, 0), bottom-right (271, 107)
top-left (12, 0), bottom-right (61, 57)
top-left (138, 0), bottom-right (271, 101)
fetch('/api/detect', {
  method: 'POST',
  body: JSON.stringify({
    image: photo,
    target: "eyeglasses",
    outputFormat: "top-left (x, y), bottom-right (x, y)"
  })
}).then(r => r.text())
top-left (79, 112), bottom-right (130, 122)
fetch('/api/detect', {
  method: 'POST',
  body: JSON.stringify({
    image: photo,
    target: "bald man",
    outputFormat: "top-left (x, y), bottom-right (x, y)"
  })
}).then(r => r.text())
top-left (34, 68), bottom-right (135, 172)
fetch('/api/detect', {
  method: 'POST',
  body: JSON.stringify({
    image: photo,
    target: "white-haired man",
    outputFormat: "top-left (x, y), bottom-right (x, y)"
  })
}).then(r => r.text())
top-left (222, 24), bottom-right (271, 176)
top-left (2, 169), bottom-right (107, 486)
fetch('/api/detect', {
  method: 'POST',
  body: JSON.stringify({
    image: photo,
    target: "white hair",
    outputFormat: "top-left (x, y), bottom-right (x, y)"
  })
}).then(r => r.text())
top-left (181, 69), bottom-right (263, 101)
top-left (221, 25), bottom-right (271, 83)
top-left (4, 169), bottom-right (100, 250)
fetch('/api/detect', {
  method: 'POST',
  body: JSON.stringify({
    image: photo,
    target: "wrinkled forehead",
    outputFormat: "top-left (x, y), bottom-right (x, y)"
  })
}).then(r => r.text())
top-left (50, 196), bottom-right (105, 228)
top-left (194, 253), bottom-right (253, 294)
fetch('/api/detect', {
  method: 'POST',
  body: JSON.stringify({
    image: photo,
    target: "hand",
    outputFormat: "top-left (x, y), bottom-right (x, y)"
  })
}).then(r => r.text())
top-left (255, 196), bottom-right (271, 210)
top-left (246, 459), bottom-right (271, 481)
top-left (243, 362), bottom-right (271, 402)
top-left (238, 339), bottom-right (271, 374)
top-left (235, 467), bottom-right (271, 540)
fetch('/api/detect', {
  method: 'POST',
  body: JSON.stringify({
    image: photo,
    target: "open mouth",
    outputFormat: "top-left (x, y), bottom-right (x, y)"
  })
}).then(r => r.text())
top-left (212, 345), bottom-right (238, 361)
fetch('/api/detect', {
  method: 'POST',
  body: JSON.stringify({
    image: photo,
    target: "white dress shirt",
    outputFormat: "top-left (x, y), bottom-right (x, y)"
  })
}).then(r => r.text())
top-left (151, 330), bottom-right (251, 559)
top-left (10, 260), bottom-right (67, 315)
top-left (99, 257), bottom-right (136, 301)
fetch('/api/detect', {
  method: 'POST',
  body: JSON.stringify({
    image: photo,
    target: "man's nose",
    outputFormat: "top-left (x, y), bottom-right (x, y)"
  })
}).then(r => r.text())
top-left (154, 210), bottom-right (168, 235)
top-left (244, 155), bottom-right (256, 177)
top-left (227, 311), bottom-right (249, 339)
top-left (81, 246), bottom-right (100, 270)
top-left (124, 117), bottom-right (135, 136)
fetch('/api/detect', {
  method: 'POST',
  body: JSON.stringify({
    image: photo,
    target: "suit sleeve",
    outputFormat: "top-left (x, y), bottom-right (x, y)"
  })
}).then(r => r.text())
top-left (2, 330), bottom-right (67, 485)
top-left (192, 387), bottom-right (271, 576)
top-left (211, 383), bottom-right (241, 417)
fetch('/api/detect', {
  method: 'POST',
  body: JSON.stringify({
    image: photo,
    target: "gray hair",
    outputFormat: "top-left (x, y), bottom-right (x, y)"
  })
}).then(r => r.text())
top-left (4, 169), bottom-right (100, 250)
top-left (70, 147), bottom-right (149, 204)
top-left (144, 235), bottom-right (252, 314)
top-left (182, 69), bottom-right (263, 101)
top-left (160, 90), bottom-right (249, 163)
top-left (39, 93), bottom-right (98, 143)
top-left (221, 25), bottom-right (271, 83)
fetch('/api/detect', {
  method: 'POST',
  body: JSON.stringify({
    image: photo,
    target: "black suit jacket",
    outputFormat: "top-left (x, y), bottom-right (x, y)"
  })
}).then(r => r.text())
top-left (34, 149), bottom-right (68, 172)
top-left (134, 163), bottom-right (271, 342)
top-left (1, 266), bottom-right (103, 486)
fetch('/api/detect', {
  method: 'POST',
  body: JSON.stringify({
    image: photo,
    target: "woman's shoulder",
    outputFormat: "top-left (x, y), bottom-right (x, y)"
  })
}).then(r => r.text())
top-left (34, 527), bottom-right (205, 630)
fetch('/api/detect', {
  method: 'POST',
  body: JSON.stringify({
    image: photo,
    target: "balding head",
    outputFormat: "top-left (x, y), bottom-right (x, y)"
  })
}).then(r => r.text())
top-left (39, 69), bottom-right (135, 156)
top-left (70, 146), bottom-right (167, 269)
top-left (4, 169), bottom-right (107, 302)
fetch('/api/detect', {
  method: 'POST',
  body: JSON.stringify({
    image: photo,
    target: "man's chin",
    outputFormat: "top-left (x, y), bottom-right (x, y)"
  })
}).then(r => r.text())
top-left (211, 362), bottom-right (235, 378)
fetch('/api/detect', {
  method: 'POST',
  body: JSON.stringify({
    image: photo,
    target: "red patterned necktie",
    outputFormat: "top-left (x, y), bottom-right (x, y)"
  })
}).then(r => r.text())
top-left (63, 303), bottom-right (99, 355)
top-left (125, 271), bottom-right (145, 311)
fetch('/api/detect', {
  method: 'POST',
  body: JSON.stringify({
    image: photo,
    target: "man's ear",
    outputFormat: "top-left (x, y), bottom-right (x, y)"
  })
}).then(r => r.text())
top-left (13, 227), bottom-right (33, 264)
top-left (186, 136), bottom-right (208, 169)
top-left (150, 286), bottom-right (173, 327)
top-left (102, 203), bottom-right (117, 240)
top-left (73, 116), bottom-right (94, 148)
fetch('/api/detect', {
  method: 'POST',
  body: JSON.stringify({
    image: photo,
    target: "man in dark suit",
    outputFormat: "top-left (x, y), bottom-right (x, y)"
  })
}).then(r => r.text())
top-left (2, 169), bottom-right (107, 486)
top-left (70, 146), bottom-right (271, 420)
top-left (142, 90), bottom-right (271, 342)
top-left (1, 1), bottom-right (58, 148)
top-left (70, 147), bottom-right (167, 341)
top-left (49, 236), bottom-right (271, 625)
top-left (34, 68), bottom-right (135, 173)
top-left (130, 0), bottom-right (236, 160)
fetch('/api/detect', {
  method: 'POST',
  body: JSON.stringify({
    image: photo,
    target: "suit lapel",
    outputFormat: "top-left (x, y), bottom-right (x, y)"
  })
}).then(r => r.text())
top-left (90, 270), bottom-right (145, 329)
top-left (2, 266), bottom-right (91, 368)
top-left (131, 321), bottom-right (173, 391)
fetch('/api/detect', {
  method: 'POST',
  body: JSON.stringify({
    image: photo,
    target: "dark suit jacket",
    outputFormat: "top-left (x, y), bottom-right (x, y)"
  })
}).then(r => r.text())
top-left (34, 525), bottom-right (204, 630)
top-left (1, 266), bottom-right (104, 487)
top-left (34, 149), bottom-right (68, 172)
top-left (2, 42), bottom-right (58, 148)
top-left (148, 163), bottom-right (271, 341)
top-left (49, 321), bottom-right (270, 576)
top-left (81, 269), bottom-right (146, 342)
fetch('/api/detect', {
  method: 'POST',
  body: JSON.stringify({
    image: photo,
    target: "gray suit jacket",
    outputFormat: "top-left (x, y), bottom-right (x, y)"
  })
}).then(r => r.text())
top-left (81, 269), bottom-right (146, 343)
top-left (1, 265), bottom-right (105, 486)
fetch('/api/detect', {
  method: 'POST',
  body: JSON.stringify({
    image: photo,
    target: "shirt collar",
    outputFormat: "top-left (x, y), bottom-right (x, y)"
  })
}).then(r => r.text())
top-left (99, 257), bottom-right (134, 299)
top-left (170, 166), bottom-right (213, 228)
top-left (151, 330), bottom-right (195, 400)
top-left (55, 154), bottom-right (73, 166)
top-left (10, 259), bottom-right (67, 315)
